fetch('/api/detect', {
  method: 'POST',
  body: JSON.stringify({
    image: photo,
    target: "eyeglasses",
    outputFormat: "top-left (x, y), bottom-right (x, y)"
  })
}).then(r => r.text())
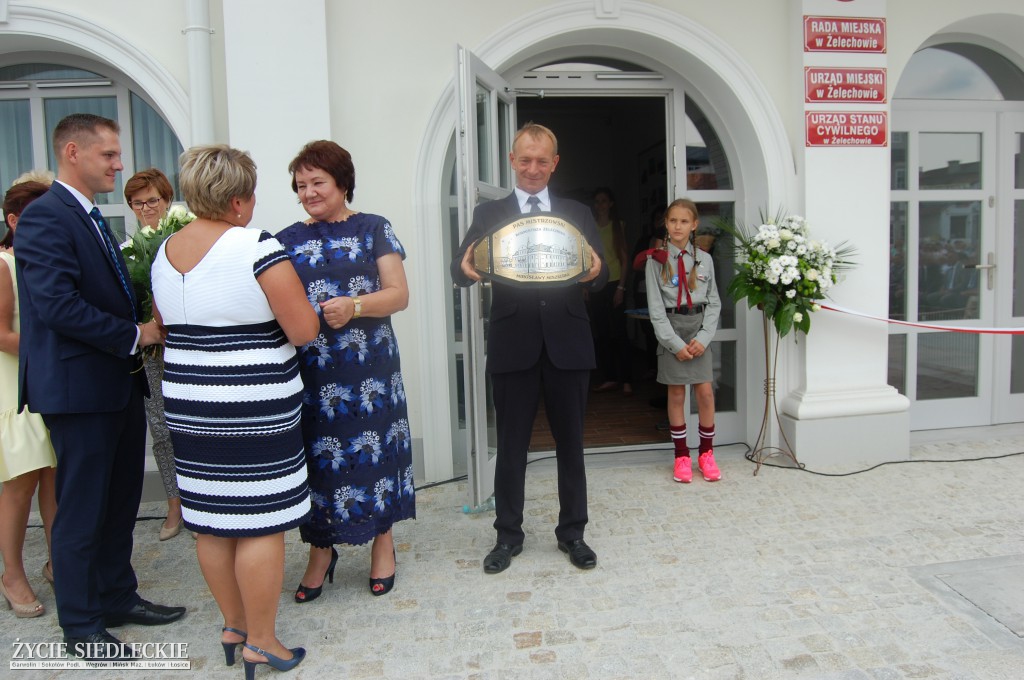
top-left (130, 197), bottom-right (164, 210)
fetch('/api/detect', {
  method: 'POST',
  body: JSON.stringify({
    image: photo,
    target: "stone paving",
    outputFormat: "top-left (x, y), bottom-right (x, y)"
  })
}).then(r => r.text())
top-left (4, 429), bottom-right (1024, 679)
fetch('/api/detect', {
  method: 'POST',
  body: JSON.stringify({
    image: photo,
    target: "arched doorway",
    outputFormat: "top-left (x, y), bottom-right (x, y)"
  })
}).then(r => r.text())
top-left (415, 3), bottom-right (794, 501)
top-left (889, 43), bottom-right (1024, 429)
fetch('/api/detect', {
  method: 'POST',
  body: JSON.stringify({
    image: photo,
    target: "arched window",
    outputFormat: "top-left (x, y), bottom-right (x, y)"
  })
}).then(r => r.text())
top-left (0, 62), bottom-right (184, 239)
top-left (894, 44), bottom-right (1024, 101)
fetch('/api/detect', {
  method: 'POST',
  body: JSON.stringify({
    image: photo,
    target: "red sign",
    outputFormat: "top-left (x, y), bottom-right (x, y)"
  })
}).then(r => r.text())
top-left (804, 16), bottom-right (885, 53)
top-left (805, 67), bottom-right (886, 103)
top-left (806, 111), bottom-right (887, 147)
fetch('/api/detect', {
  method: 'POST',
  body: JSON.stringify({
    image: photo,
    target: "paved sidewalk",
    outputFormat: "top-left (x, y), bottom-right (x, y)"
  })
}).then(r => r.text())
top-left (4, 427), bottom-right (1024, 679)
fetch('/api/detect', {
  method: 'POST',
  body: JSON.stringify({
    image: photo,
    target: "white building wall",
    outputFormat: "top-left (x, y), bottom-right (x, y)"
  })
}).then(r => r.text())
top-left (3, 0), bottom-right (1024, 483)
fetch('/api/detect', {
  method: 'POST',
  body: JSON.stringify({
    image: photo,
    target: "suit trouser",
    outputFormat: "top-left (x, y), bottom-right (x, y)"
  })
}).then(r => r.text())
top-left (43, 379), bottom-right (146, 637)
top-left (491, 347), bottom-right (590, 546)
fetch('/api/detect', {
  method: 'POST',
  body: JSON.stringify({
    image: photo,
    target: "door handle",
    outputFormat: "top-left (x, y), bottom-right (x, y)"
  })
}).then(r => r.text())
top-left (964, 253), bottom-right (996, 290)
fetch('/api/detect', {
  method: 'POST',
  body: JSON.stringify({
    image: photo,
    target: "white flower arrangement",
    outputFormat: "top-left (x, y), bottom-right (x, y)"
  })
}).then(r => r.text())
top-left (722, 212), bottom-right (855, 337)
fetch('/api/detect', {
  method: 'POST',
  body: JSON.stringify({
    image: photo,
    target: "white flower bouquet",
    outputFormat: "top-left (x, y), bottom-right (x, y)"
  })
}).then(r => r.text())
top-left (120, 204), bottom-right (195, 321)
top-left (721, 211), bottom-right (855, 337)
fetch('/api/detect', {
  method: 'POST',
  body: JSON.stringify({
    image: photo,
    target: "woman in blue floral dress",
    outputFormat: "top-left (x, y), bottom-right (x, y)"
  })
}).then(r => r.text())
top-left (277, 141), bottom-right (414, 599)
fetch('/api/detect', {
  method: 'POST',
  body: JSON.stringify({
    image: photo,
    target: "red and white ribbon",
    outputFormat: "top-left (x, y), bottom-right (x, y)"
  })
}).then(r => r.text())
top-left (820, 303), bottom-right (1024, 335)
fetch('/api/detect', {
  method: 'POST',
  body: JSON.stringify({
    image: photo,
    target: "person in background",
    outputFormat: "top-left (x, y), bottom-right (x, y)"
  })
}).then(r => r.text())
top-left (16, 113), bottom-right (183, 660)
top-left (451, 122), bottom-right (606, 574)
top-left (277, 140), bottom-right (415, 601)
top-left (643, 199), bottom-right (722, 484)
top-left (152, 144), bottom-right (319, 675)
top-left (0, 180), bottom-right (57, 618)
top-left (589, 187), bottom-right (633, 396)
top-left (123, 168), bottom-right (183, 540)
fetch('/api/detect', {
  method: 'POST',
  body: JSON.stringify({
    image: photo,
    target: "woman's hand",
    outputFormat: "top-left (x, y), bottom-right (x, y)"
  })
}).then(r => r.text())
top-left (686, 339), bottom-right (706, 358)
top-left (321, 296), bottom-right (356, 329)
top-left (674, 346), bottom-right (694, 362)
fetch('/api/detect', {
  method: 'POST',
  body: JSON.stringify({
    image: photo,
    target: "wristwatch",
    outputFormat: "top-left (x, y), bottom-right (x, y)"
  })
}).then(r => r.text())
top-left (352, 296), bottom-right (362, 319)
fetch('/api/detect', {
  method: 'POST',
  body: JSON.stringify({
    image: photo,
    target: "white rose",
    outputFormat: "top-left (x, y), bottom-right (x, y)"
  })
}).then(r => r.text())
top-left (812, 303), bottom-right (821, 312)
top-left (140, 225), bottom-right (155, 236)
top-left (168, 204), bottom-right (188, 219)
top-left (805, 269), bottom-right (819, 281)
top-left (793, 312), bottom-right (804, 323)
top-left (779, 228), bottom-right (793, 241)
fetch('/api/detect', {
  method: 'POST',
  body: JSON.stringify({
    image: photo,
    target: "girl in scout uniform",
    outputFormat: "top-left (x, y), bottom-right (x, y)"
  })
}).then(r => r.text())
top-left (644, 199), bottom-right (722, 484)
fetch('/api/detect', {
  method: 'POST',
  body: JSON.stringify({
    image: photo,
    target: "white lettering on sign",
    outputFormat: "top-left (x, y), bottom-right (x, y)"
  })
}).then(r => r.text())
top-left (805, 68), bottom-right (887, 103)
top-left (805, 15), bottom-right (886, 53)
top-left (805, 111), bottom-right (888, 147)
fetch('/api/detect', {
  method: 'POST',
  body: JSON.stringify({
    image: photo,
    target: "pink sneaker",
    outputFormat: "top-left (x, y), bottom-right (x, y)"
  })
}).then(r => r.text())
top-left (698, 450), bottom-right (721, 481)
top-left (673, 455), bottom-right (692, 483)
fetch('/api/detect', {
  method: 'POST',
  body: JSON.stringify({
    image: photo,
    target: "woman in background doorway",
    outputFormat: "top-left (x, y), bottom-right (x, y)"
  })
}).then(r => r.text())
top-left (589, 187), bottom-right (633, 395)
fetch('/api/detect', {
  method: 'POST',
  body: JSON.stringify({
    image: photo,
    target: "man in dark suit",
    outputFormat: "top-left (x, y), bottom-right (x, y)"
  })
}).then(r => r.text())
top-left (451, 123), bottom-right (607, 573)
top-left (16, 114), bottom-right (184, 660)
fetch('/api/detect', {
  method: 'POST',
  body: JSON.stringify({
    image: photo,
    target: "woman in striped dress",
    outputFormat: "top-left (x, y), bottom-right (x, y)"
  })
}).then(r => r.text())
top-left (151, 145), bottom-right (319, 674)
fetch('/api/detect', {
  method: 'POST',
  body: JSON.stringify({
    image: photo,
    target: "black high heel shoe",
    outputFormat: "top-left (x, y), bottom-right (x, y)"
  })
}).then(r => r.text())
top-left (294, 547), bottom-right (337, 603)
top-left (369, 550), bottom-right (396, 596)
top-left (221, 626), bottom-right (247, 666)
top-left (241, 643), bottom-right (305, 680)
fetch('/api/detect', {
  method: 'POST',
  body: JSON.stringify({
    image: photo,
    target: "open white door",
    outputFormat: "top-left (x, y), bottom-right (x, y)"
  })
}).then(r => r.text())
top-left (454, 45), bottom-right (517, 507)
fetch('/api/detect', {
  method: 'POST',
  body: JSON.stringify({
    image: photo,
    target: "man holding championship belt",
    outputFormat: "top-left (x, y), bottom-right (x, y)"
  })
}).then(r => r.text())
top-left (451, 122), bottom-right (606, 574)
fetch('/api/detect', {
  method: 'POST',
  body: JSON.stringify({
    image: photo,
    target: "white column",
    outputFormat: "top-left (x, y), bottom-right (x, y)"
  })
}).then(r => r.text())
top-left (779, 0), bottom-right (910, 468)
top-left (221, 0), bottom-right (331, 231)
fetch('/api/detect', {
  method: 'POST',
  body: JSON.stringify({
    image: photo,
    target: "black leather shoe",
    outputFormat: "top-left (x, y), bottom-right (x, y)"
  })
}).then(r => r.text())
top-left (557, 539), bottom-right (597, 570)
top-left (104, 599), bottom-right (186, 628)
top-left (64, 631), bottom-right (136, 660)
top-left (483, 543), bottom-right (523, 574)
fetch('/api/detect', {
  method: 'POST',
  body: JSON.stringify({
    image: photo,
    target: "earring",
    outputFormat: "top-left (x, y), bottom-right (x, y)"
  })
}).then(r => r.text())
top-left (237, 213), bottom-right (242, 219)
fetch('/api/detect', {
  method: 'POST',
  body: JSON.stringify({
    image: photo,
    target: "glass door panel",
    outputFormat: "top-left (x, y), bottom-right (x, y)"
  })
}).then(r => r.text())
top-left (889, 107), bottom-right (995, 429)
top-left (994, 113), bottom-right (1024, 420)
top-left (455, 45), bottom-right (516, 507)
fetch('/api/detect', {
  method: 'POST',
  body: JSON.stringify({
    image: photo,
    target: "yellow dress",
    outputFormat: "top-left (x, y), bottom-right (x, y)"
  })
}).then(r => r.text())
top-left (0, 251), bottom-right (56, 482)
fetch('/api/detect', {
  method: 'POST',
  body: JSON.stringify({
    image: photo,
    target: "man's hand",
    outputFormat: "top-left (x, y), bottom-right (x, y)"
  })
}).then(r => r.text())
top-left (460, 246), bottom-right (482, 282)
top-left (138, 320), bottom-right (165, 348)
top-left (580, 248), bottom-right (602, 283)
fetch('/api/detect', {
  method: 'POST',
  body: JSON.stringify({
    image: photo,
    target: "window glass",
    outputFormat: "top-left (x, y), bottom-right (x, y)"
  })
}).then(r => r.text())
top-left (889, 202), bottom-right (908, 320)
top-left (891, 132), bottom-right (907, 190)
top-left (131, 93), bottom-right (183, 198)
top-left (0, 100), bottom-right (32, 189)
top-left (685, 98), bottom-right (732, 190)
top-left (919, 133), bottom-right (981, 190)
top-left (0, 63), bottom-right (103, 81)
top-left (475, 83), bottom-right (492, 184)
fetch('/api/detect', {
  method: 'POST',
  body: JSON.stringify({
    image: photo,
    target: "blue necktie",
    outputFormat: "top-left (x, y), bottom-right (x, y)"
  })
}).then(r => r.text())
top-left (527, 195), bottom-right (542, 213)
top-left (90, 206), bottom-right (137, 321)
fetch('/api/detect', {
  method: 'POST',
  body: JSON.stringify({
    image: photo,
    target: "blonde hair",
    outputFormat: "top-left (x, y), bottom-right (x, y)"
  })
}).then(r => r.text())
top-left (179, 144), bottom-right (257, 219)
top-left (512, 122), bottom-right (558, 155)
top-left (12, 169), bottom-right (56, 186)
top-left (661, 198), bottom-right (700, 292)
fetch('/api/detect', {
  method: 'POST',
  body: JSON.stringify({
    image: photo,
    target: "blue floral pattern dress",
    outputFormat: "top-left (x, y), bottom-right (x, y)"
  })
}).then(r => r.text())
top-left (277, 214), bottom-right (415, 547)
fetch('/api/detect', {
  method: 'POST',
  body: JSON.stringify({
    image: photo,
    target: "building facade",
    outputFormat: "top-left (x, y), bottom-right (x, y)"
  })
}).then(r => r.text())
top-left (3, 0), bottom-right (1023, 503)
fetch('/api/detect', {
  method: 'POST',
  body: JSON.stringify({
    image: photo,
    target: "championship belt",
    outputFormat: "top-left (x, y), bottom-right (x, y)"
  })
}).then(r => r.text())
top-left (470, 213), bottom-right (593, 287)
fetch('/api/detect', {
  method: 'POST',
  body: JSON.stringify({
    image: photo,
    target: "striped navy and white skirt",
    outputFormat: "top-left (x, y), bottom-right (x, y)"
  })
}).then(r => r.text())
top-left (161, 320), bottom-right (312, 537)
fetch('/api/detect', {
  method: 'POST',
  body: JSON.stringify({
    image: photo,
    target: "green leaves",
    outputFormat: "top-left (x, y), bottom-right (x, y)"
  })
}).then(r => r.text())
top-left (718, 212), bottom-right (855, 339)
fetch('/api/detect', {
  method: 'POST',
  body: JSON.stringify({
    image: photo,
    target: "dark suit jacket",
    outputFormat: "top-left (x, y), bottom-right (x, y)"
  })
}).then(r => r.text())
top-left (450, 193), bottom-right (608, 374)
top-left (15, 181), bottom-right (144, 414)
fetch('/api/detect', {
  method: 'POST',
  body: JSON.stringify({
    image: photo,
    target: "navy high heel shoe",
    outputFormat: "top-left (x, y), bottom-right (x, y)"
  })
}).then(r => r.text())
top-left (369, 549), bottom-right (396, 596)
top-left (221, 626), bottom-right (247, 666)
top-left (294, 547), bottom-right (338, 603)
top-left (242, 643), bottom-right (305, 680)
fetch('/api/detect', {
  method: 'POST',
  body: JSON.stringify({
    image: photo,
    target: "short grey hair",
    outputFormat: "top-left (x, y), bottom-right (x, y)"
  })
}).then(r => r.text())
top-left (178, 144), bottom-right (257, 219)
